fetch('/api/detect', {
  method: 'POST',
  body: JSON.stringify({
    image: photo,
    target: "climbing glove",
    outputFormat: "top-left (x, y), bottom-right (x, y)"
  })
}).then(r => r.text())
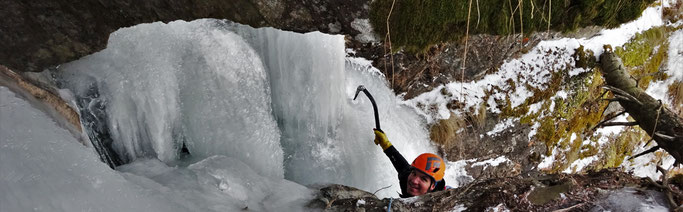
top-left (373, 129), bottom-right (392, 150)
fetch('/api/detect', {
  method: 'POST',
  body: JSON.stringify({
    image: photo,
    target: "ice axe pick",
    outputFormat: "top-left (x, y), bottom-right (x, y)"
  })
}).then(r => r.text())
top-left (353, 85), bottom-right (382, 131)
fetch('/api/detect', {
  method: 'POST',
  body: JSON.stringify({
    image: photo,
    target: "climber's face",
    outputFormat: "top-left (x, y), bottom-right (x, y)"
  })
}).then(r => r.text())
top-left (406, 169), bottom-right (435, 196)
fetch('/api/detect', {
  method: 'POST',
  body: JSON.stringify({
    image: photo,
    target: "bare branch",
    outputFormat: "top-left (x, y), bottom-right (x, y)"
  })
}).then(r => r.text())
top-left (614, 94), bottom-right (642, 104)
top-left (373, 185), bottom-right (392, 196)
top-left (644, 138), bottom-right (654, 147)
top-left (631, 75), bottom-right (640, 88)
top-left (598, 90), bottom-right (609, 100)
top-left (593, 111), bottom-right (628, 131)
top-left (654, 132), bottom-right (676, 142)
top-left (603, 85), bottom-right (643, 105)
top-left (656, 166), bottom-right (679, 210)
top-left (656, 165), bottom-right (668, 176)
top-left (552, 203), bottom-right (586, 212)
top-left (601, 98), bottom-right (620, 102)
top-left (602, 95), bottom-right (640, 104)
top-left (628, 146), bottom-right (660, 160)
top-left (602, 122), bottom-right (638, 127)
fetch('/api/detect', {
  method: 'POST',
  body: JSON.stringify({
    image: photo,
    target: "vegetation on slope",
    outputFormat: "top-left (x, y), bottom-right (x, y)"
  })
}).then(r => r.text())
top-left (370, 0), bottom-right (654, 53)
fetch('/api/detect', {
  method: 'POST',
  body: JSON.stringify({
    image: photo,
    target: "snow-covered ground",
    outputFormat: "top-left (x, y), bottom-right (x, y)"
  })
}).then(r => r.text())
top-left (406, 2), bottom-right (682, 179)
top-left (406, 6), bottom-right (666, 122)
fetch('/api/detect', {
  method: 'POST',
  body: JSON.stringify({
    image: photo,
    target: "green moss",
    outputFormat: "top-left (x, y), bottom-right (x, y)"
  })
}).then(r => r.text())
top-left (370, 0), bottom-right (654, 53)
top-left (578, 136), bottom-right (600, 158)
top-left (527, 181), bottom-right (573, 205)
top-left (521, 70), bottom-right (609, 173)
top-left (614, 26), bottom-right (671, 89)
top-left (461, 25), bottom-right (671, 174)
top-left (501, 70), bottom-right (564, 119)
top-left (595, 127), bottom-right (648, 169)
top-left (573, 45), bottom-right (598, 69)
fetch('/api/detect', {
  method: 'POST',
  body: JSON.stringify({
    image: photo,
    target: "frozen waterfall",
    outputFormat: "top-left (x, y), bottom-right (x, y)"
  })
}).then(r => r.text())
top-left (55, 19), bottom-right (436, 198)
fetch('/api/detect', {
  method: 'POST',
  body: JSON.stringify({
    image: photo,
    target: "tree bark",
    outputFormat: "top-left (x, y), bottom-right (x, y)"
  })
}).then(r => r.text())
top-left (599, 51), bottom-right (683, 165)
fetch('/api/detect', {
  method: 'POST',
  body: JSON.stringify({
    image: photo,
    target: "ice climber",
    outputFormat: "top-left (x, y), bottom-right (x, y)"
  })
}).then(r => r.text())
top-left (373, 129), bottom-right (447, 197)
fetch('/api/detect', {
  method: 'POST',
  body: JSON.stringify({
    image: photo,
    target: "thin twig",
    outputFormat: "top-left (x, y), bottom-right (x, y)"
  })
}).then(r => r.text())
top-left (547, 0), bottom-right (552, 36)
top-left (508, 0), bottom-right (516, 35)
top-left (654, 132), bottom-right (676, 142)
top-left (462, 0), bottom-right (473, 102)
top-left (594, 90), bottom-right (613, 119)
top-left (601, 98), bottom-right (620, 102)
top-left (373, 185), bottom-right (392, 196)
top-left (644, 137), bottom-right (655, 147)
top-left (601, 121), bottom-right (638, 127)
top-left (656, 166), bottom-right (679, 209)
top-left (651, 100), bottom-right (663, 137)
top-left (603, 85), bottom-right (643, 105)
top-left (384, 0), bottom-right (397, 88)
top-left (476, 0), bottom-right (480, 27)
top-left (628, 146), bottom-right (660, 160)
top-left (597, 90), bottom-right (610, 101)
top-left (552, 203), bottom-right (586, 212)
top-left (519, 0), bottom-right (524, 47)
top-left (530, 0), bottom-right (534, 19)
top-left (592, 110), bottom-right (627, 131)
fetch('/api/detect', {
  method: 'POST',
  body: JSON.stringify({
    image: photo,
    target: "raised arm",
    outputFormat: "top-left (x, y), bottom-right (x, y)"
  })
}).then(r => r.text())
top-left (374, 129), bottom-right (411, 174)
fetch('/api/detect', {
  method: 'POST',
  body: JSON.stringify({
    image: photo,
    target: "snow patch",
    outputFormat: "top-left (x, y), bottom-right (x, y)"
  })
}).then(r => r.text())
top-left (450, 204), bottom-right (468, 212)
top-left (487, 118), bottom-right (516, 137)
top-left (487, 203), bottom-right (511, 212)
top-left (538, 147), bottom-right (559, 170)
top-left (356, 199), bottom-right (366, 206)
top-left (621, 146), bottom-right (676, 180)
top-left (569, 67), bottom-right (589, 77)
top-left (563, 155), bottom-right (597, 173)
top-left (444, 159), bottom-right (475, 188)
top-left (645, 29), bottom-right (683, 106)
top-left (528, 122), bottom-right (541, 142)
top-left (472, 156), bottom-right (511, 167)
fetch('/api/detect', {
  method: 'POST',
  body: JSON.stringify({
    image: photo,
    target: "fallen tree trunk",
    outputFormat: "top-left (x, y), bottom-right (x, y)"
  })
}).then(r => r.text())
top-left (0, 65), bottom-right (82, 136)
top-left (599, 50), bottom-right (683, 165)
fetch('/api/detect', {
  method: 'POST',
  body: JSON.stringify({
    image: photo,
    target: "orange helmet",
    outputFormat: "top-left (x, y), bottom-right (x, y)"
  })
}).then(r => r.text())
top-left (411, 153), bottom-right (445, 182)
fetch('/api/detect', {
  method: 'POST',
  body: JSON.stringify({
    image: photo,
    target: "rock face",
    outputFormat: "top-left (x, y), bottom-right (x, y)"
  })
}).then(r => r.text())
top-left (0, 0), bottom-right (369, 73)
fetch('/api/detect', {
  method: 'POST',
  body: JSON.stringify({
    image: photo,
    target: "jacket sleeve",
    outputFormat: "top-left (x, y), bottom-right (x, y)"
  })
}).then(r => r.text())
top-left (433, 179), bottom-right (447, 191)
top-left (383, 146), bottom-right (412, 175)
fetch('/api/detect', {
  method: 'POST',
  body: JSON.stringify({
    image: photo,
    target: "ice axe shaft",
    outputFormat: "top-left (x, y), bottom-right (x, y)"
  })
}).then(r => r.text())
top-left (353, 85), bottom-right (381, 131)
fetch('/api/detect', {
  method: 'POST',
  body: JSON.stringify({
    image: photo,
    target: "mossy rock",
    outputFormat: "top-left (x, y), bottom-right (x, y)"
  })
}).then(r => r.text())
top-left (527, 180), bottom-right (574, 205)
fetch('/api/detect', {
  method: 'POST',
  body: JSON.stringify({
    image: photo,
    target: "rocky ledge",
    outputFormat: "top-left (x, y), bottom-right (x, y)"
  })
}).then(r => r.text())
top-left (308, 169), bottom-right (683, 211)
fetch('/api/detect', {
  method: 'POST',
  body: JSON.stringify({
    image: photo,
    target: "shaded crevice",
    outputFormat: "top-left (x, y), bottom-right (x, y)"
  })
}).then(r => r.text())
top-left (72, 82), bottom-right (123, 168)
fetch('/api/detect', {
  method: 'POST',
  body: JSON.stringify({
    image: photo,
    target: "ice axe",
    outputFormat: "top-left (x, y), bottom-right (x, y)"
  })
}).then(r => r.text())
top-left (353, 85), bottom-right (382, 131)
